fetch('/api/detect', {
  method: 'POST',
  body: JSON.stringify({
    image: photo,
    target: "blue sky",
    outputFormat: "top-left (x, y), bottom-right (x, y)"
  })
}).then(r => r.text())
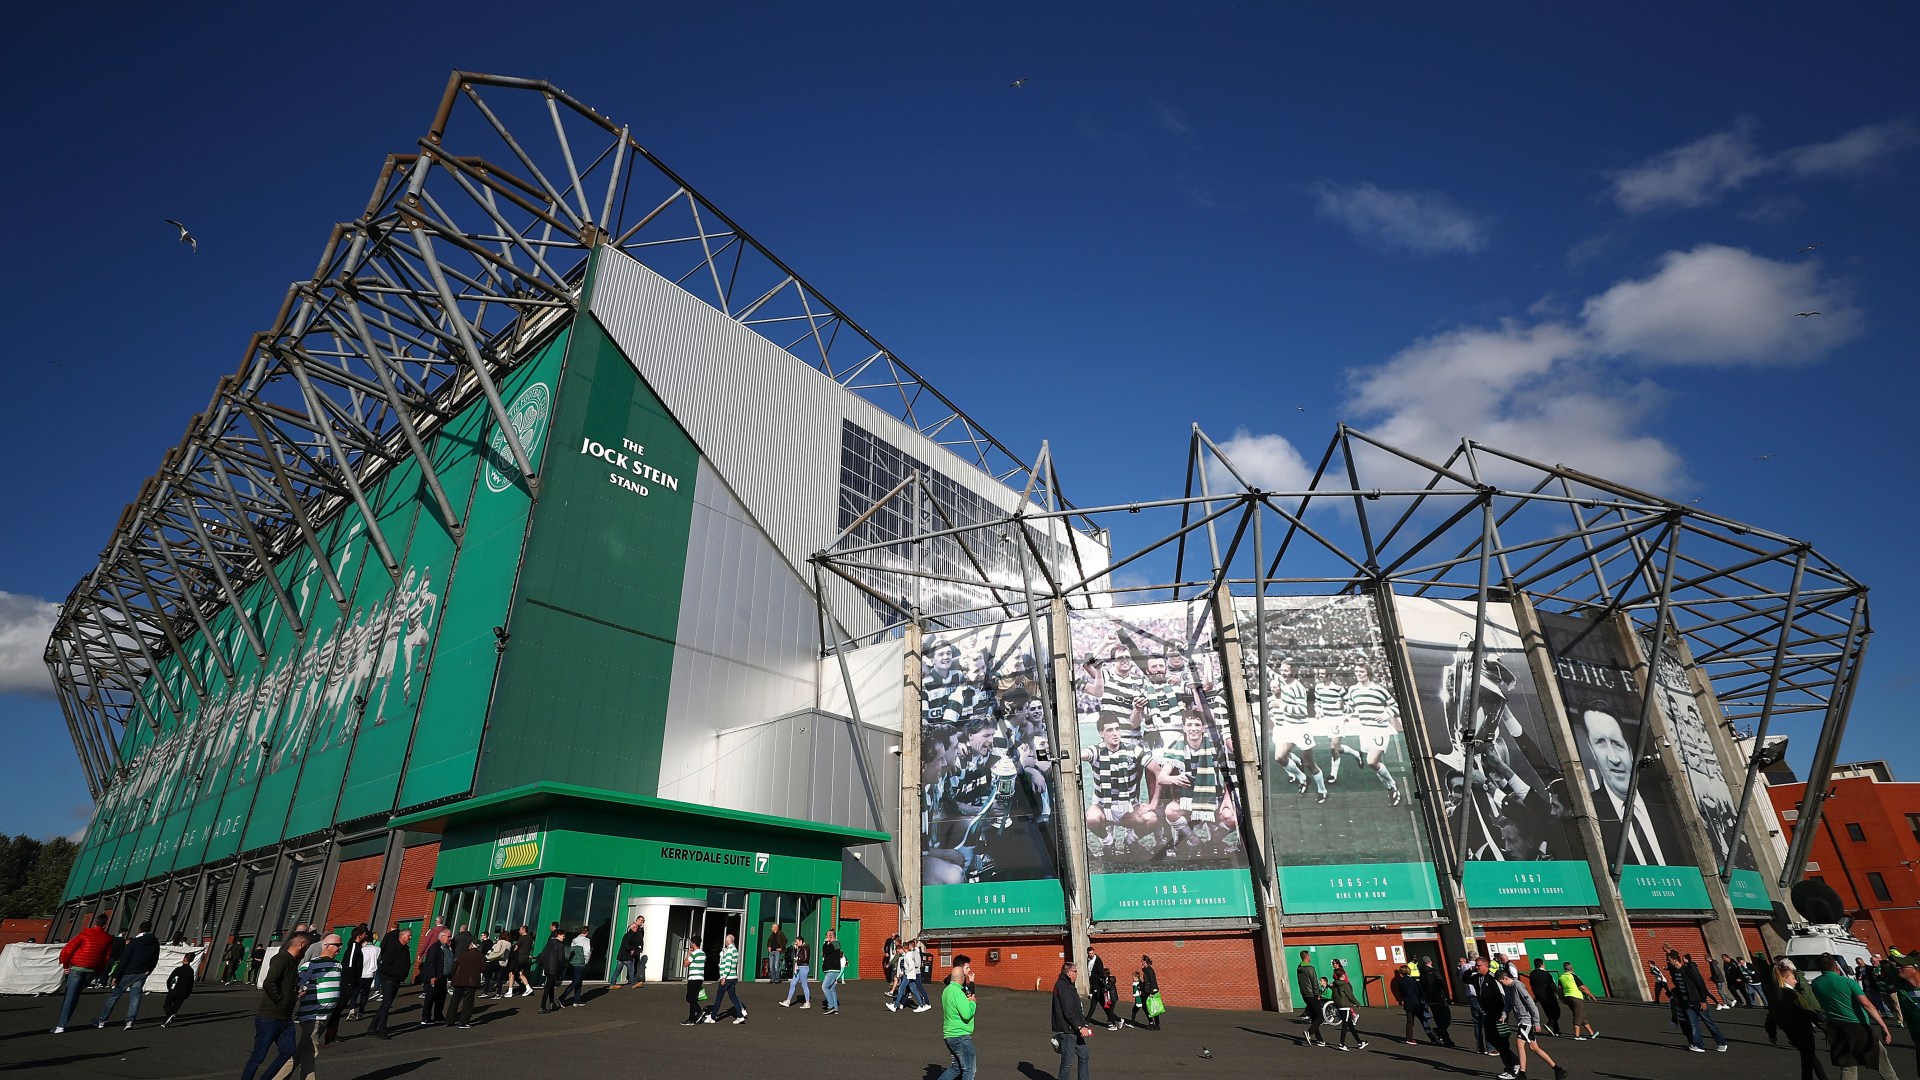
top-left (2, 2), bottom-right (1915, 839)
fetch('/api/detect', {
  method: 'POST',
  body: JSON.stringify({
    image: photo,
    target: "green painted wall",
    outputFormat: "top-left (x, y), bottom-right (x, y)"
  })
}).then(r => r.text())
top-left (397, 336), bottom-right (564, 807)
top-left (473, 313), bottom-right (700, 796)
top-left (63, 328), bottom-right (571, 904)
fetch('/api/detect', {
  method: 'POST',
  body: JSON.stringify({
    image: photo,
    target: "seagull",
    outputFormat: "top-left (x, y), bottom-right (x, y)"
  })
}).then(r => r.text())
top-left (1795, 311), bottom-right (1821, 318)
top-left (1754, 453), bottom-right (1775, 461)
top-left (1199, 1046), bottom-right (1214, 1059)
top-left (1796, 242), bottom-right (1824, 254)
top-left (1009, 78), bottom-right (1028, 89)
top-left (164, 219), bottom-right (197, 254)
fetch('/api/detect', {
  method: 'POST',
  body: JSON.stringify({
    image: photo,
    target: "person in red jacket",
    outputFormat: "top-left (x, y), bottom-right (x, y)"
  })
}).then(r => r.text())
top-left (53, 915), bottom-right (114, 1033)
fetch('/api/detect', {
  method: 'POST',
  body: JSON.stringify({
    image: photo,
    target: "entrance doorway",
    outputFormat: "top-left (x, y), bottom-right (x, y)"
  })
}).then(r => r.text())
top-left (699, 908), bottom-right (743, 980)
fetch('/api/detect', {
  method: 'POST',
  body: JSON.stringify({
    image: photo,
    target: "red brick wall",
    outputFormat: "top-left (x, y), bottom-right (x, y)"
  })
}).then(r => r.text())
top-left (1631, 918), bottom-right (1711, 995)
top-left (836, 900), bottom-right (900, 981)
top-left (919, 934), bottom-right (1070, 994)
top-left (1768, 775), bottom-right (1920, 952)
top-left (392, 842), bottom-right (439, 925)
top-left (1094, 930), bottom-right (1262, 1010)
top-left (0, 918), bottom-right (52, 948)
top-left (1742, 923), bottom-right (1768, 957)
top-left (323, 854), bottom-right (384, 932)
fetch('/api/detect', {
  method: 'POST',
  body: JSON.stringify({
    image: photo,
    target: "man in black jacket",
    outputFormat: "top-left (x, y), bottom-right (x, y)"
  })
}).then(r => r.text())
top-left (419, 928), bottom-right (454, 1025)
top-left (1087, 947), bottom-right (1122, 1030)
top-left (241, 934), bottom-right (310, 1080)
top-left (1468, 957), bottom-right (1519, 1075)
top-left (613, 917), bottom-right (646, 987)
top-left (1527, 960), bottom-right (1563, 1037)
top-left (1052, 962), bottom-right (1094, 1080)
top-left (1296, 950), bottom-right (1326, 1045)
top-left (93, 921), bottom-right (160, 1028)
top-left (368, 927), bottom-right (412, 1038)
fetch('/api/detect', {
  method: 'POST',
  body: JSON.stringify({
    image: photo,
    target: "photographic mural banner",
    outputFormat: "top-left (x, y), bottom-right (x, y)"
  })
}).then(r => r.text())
top-left (1394, 597), bottom-right (1600, 909)
top-left (1071, 601), bottom-right (1255, 920)
top-left (918, 620), bottom-right (1066, 929)
top-left (1234, 595), bottom-right (1442, 914)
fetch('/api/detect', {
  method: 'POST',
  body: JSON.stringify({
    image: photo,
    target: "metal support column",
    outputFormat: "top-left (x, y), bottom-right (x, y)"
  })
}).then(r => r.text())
top-left (1209, 589), bottom-right (1289, 1011)
top-left (1047, 597), bottom-right (1094, 999)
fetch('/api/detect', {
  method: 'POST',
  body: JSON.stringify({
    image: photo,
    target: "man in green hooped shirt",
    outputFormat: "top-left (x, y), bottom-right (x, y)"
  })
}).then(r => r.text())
top-left (935, 954), bottom-right (978, 1080)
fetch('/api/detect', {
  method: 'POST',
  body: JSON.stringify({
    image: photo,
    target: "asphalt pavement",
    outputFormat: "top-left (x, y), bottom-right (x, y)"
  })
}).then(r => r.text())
top-left (1, 976), bottom-right (1898, 1080)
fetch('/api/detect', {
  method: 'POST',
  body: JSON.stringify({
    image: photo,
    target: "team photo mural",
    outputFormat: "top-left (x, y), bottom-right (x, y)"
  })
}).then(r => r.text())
top-left (918, 620), bottom-right (1066, 929)
top-left (1072, 601), bottom-right (1254, 920)
top-left (1394, 597), bottom-right (1599, 909)
top-left (1233, 595), bottom-right (1441, 914)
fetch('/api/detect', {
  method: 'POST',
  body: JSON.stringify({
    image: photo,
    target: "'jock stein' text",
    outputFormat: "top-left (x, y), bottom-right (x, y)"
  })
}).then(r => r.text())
top-left (581, 436), bottom-right (682, 498)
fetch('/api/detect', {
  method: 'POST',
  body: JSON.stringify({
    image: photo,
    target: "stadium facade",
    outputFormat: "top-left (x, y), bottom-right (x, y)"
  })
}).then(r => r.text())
top-left (48, 73), bottom-right (1869, 1009)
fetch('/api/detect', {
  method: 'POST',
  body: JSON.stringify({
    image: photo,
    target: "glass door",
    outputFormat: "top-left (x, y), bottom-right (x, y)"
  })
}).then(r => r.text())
top-left (700, 909), bottom-right (741, 980)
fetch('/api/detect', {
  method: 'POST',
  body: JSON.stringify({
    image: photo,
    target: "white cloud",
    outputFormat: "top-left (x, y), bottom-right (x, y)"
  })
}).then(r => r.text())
top-left (1779, 120), bottom-right (1919, 177)
top-left (1336, 245), bottom-right (1859, 494)
top-left (1209, 429), bottom-right (1315, 494)
top-left (1609, 118), bottom-right (1916, 212)
top-left (1312, 182), bottom-right (1490, 255)
top-left (0, 591), bottom-right (59, 696)
top-left (1150, 101), bottom-right (1191, 137)
top-left (1583, 244), bottom-right (1860, 364)
top-left (1607, 119), bottom-right (1769, 212)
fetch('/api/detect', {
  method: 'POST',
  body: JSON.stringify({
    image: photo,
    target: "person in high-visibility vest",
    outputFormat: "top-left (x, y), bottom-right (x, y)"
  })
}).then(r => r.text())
top-left (1558, 963), bottom-right (1598, 1040)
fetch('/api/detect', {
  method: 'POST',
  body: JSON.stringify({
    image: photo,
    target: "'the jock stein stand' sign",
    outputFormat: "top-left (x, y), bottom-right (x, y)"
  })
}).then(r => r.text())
top-left (491, 821), bottom-right (546, 876)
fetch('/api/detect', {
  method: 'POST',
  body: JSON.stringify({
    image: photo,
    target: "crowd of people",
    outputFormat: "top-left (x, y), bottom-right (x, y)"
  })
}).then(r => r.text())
top-left (34, 910), bottom-right (1920, 1080)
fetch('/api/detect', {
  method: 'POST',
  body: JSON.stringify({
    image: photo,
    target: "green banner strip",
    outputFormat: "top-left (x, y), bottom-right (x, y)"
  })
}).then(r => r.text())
top-left (1091, 868), bottom-right (1256, 921)
top-left (1276, 861), bottom-right (1443, 914)
top-left (1619, 865), bottom-right (1712, 910)
top-left (923, 878), bottom-right (1066, 930)
top-left (1463, 860), bottom-right (1601, 908)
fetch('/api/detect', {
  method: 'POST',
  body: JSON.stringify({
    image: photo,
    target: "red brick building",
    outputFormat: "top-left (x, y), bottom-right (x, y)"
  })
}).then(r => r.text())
top-left (1767, 761), bottom-right (1920, 952)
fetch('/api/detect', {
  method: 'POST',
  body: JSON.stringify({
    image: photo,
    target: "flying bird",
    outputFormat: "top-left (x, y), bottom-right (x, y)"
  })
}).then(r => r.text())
top-left (164, 219), bottom-right (197, 254)
top-left (1795, 311), bottom-right (1821, 318)
top-left (1796, 242), bottom-right (1824, 254)
top-left (1009, 78), bottom-right (1028, 89)
top-left (1754, 454), bottom-right (1775, 461)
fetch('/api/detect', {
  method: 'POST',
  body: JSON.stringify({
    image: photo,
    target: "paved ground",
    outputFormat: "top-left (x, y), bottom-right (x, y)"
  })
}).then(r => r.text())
top-left (2, 978), bottom-right (1902, 1080)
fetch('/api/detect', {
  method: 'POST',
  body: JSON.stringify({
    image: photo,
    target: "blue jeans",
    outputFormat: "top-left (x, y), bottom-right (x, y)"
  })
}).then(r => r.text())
top-left (822, 968), bottom-right (841, 1010)
top-left (787, 964), bottom-right (811, 1003)
top-left (612, 959), bottom-right (638, 985)
top-left (895, 976), bottom-right (928, 1008)
top-left (240, 1016), bottom-right (297, 1080)
top-left (1058, 1032), bottom-right (1090, 1080)
top-left (708, 978), bottom-right (745, 1019)
top-left (94, 973), bottom-right (146, 1024)
top-left (56, 968), bottom-right (95, 1029)
top-left (1681, 1005), bottom-right (1727, 1048)
top-left (937, 1035), bottom-right (977, 1080)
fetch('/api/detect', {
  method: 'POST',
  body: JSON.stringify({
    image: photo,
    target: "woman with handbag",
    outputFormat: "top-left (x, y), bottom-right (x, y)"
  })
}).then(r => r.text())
top-left (1330, 958), bottom-right (1366, 1050)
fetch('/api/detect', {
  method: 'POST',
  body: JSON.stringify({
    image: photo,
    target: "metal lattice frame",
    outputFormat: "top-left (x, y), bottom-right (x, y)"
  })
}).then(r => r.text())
top-left (47, 70), bottom-right (1048, 799)
top-left (815, 426), bottom-right (1868, 887)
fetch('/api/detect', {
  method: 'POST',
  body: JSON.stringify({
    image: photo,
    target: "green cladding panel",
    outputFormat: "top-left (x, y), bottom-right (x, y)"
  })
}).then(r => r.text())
top-left (397, 333), bottom-right (567, 808)
top-left (474, 313), bottom-right (699, 796)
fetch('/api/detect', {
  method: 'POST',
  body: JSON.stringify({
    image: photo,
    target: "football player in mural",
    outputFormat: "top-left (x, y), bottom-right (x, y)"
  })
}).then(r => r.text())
top-left (1148, 710), bottom-right (1240, 859)
top-left (1270, 661), bottom-right (1328, 804)
top-left (1082, 715), bottom-right (1156, 857)
top-left (1328, 664), bottom-right (1402, 806)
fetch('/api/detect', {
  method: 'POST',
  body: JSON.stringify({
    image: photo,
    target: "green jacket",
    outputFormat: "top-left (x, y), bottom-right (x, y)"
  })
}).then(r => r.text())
top-left (941, 979), bottom-right (977, 1038)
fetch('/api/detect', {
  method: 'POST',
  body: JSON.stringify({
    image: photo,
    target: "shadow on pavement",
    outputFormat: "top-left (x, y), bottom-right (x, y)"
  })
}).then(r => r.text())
top-left (4, 1046), bottom-right (150, 1071)
top-left (346, 1056), bottom-right (442, 1080)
